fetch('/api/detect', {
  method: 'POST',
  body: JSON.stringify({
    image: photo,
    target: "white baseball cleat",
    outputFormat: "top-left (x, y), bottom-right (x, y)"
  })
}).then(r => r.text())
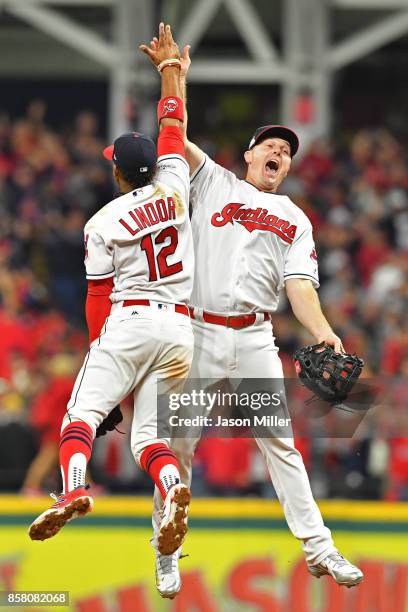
top-left (155, 548), bottom-right (181, 599)
top-left (308, 551), bottom-right (364, 587)
top-left (158, 483), bottom-right (191, 555)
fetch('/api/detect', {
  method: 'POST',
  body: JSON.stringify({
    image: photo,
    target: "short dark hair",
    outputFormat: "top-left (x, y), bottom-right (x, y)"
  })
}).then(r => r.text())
top-left (118, 165), bottom-right (157, 189)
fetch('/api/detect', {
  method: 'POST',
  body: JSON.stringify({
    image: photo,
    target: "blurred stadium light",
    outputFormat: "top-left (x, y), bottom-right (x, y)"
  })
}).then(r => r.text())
top-left (1, 0), bottom-right (408, 143)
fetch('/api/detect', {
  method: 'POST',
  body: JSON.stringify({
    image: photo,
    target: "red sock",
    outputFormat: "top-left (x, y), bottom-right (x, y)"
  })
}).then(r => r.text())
top-left (140, 443), bottom-right (181, 499)
top-left (60, 421), bottom-right (94, 493)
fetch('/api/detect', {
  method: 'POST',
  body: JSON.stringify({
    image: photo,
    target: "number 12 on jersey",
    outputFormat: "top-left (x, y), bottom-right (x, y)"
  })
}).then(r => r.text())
top-left (140, 226), bottom-right (183, 282)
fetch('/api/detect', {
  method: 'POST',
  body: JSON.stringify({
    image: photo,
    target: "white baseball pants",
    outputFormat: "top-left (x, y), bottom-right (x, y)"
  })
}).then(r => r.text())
top-left (62, 303), bottom-right (194, 463)
top-left (152, 315), bottom-right (335, 564)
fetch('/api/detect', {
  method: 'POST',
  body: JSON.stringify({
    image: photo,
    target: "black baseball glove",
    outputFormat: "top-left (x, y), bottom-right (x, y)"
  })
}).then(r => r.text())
top-left (96, 405), bottom-right (124, 438)
top-left (293, 342), bottom-right (364, 404)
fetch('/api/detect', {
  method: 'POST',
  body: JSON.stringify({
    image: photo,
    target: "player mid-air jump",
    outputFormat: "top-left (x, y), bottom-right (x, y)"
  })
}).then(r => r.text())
top-left (29, 25), bottom-right (195, 591)
top-left (140, 26), bottom-right (364, 599)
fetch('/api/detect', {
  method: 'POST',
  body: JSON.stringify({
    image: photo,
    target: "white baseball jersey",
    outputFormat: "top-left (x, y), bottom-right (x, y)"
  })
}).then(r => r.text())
top-left (84, 154), bottom-right (194, 305)
top-left (190, 154), bottom-right (319, 313)
top-left (151, 157), bottom-right (334, 566)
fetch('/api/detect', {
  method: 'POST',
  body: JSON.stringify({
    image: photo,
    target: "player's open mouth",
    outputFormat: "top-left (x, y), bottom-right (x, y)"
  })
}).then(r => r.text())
top-left (265, 159), bottom-right (279, 178)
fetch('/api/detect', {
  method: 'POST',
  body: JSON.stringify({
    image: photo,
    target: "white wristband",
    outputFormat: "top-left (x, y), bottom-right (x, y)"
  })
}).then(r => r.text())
top-left (157, 58), bottom-right (181, 73)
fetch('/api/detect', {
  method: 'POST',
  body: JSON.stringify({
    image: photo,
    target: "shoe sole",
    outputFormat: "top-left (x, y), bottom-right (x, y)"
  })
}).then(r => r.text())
top-left (308, 568), bottom-right (364, 588)
top-left (159, 592), bottom-right (178, 600)
top-left (155, 573), bottom-right (181, 600)
top-left (158, 487), bottom-right (191, 555)
top-left (28, 497), bottom-right (93, 541)
top-left (157, 584), bottom-right (180, 601)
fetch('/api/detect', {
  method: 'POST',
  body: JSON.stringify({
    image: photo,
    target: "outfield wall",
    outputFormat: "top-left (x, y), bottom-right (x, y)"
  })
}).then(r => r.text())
top-left (0, 497), bottom-right (407, 611)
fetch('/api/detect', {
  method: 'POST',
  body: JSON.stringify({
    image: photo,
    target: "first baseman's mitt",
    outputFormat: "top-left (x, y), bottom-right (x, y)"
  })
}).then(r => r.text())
top-left (96, 405), bottom-right (124, 438)
top-left (293, 342), bottom-right (364, 404)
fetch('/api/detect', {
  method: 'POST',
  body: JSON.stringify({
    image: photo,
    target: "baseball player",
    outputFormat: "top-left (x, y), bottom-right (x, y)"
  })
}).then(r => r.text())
top-left (141, 37), bottom-right (364, 597)
top-left (29, 25), bottom-right (195, 569)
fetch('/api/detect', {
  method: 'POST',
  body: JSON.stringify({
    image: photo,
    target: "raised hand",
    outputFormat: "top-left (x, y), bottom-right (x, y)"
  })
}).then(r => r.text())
top-left (139, 22), bottom-right (180, 67)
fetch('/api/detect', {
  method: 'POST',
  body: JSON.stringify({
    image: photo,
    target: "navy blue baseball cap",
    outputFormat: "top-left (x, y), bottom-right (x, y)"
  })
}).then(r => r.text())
top-left (103, 131), bottom-right (157, 173)
top-left (248, 125), bottom-right (299, 157)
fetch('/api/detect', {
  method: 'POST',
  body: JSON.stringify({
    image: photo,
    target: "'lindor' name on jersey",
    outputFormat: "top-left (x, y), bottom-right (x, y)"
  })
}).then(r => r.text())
top-left (83, 152), bottom-right (193, 306)
top-left (119, 195), bottom-right (177, 236)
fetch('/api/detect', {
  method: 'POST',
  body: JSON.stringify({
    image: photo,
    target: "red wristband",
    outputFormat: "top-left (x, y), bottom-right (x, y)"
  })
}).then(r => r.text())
top-left (157, 96), bottom-right (184, 124)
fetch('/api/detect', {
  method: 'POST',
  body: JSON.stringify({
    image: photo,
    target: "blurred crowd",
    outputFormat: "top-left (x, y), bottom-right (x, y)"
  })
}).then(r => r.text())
top-left (0, 100), bottom-right (407, 500)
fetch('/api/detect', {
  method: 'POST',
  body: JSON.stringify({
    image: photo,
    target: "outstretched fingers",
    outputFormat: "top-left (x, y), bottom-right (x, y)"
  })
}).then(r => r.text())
top-left (140, 23), bottom-right (179, 64)
top-left (158, 21), bottom-right (165, 43)
top-left (181, 45), bottom-right (191, 61)
top-left (139, 44), bottom-right (155, 60)
top-left (165, 23), bottom-right (177, 47)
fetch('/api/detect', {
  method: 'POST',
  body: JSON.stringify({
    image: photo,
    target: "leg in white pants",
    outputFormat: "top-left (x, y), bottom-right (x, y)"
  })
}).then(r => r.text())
top-left (62, 307), bottom-right (194, 468)
top-left (153, 317), bottom-right (334, 564)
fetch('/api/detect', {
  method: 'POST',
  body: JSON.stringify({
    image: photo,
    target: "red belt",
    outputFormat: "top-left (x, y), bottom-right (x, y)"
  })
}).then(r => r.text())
top-left (122, 299), bottom-right (189, 317)
top-left (188, 308), bottom-right (270, 330)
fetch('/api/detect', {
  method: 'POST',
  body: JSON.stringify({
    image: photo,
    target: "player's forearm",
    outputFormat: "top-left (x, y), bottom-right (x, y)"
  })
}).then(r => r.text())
top-left (180, 74), bottom-right (187, 105)
top-left (160, 66), bottom-right (183, 128)
top-left (179, 72), bottom-right (205, 173)
top-left (286, 278), bottom-right (333, 341)
top-left (179, 79), bottom-right (204, 173)
top-left (161, 65), bottom-right (182, 98)
top-left (179, 74), bottom-right (189, 137)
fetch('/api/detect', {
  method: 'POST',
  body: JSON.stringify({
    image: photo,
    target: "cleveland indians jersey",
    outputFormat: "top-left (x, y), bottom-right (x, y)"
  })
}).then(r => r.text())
top-left (190, 154), bottom-right (318, 314)
top-left (84, 154), bottom-right (193, 304)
